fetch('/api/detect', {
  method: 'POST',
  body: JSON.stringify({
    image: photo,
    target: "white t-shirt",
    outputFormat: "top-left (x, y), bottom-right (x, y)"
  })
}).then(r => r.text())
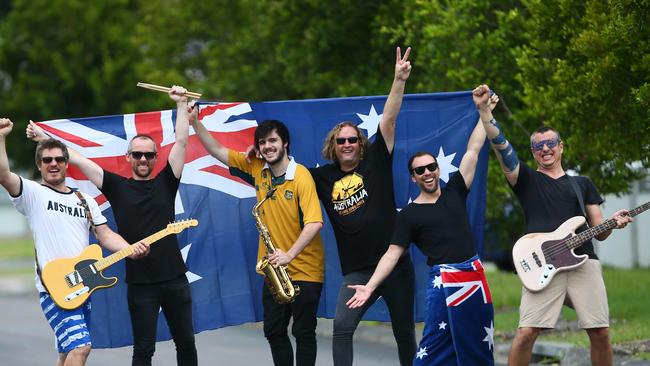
top-left (10, 177), bottom-right (107, 292)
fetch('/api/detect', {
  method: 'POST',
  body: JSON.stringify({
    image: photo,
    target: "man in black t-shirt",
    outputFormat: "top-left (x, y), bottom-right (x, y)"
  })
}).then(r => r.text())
top-left (472, 84), bottom-right (632, 366)
top-left (347, 112), bottom-right (496, 365)
top-left (29, 86), bottom-right (198, 366)
top-left (309, 47), bottom-right (416, 366)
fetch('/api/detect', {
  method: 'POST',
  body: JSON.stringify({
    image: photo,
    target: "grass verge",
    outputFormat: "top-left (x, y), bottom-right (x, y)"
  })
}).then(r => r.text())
top-left (488, 267), bottom-right (650, 351)
top-left (0, 237), bottom-right (33, 259)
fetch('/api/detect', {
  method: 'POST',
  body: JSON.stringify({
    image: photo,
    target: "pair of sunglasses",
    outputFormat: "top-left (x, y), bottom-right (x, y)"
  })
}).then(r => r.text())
top-left (335, 136), bottom-right (359, 145)
top-left (41, 156), bottom-right (67, 164)
top-left (531, 138), bottom-right (560, 152)
top-left (129, 151), bottom-right (157, 160)
top-left (411, 162), bottom-right (438, 175)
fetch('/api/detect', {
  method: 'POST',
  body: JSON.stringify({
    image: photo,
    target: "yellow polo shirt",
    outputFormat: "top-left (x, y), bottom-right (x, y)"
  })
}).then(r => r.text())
top-left (228, 150), bottom-right (324, 283)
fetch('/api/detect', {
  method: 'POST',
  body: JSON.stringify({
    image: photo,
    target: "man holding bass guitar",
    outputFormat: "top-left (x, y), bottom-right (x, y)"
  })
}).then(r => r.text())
top-left (0, 118), bottom-right (148, 366)
top-left (472, 84), bottom-right (633, 366)
top-left (28, 86), bottom-right (197, 366)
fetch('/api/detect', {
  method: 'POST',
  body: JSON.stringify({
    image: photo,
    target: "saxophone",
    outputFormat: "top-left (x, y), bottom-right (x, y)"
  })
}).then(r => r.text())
top-left (253, 189), bottom-right (300, 304)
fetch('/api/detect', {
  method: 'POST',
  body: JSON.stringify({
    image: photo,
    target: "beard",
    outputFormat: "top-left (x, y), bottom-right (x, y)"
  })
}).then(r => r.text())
top-left (133, 162), bottom-right (153, 178)
top-left (43, 174), bottom-right (66, 187)
top-left (419, 177), bottom-right (439, 194)
top-left (263, 146), bottom-right (286, 165)
top-left (41, 166), bottom-right (67, 187)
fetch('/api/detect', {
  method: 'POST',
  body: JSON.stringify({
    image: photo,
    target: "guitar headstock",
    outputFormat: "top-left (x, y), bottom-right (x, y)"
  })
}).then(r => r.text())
top-left (166, 219), bottom-right (199, 234)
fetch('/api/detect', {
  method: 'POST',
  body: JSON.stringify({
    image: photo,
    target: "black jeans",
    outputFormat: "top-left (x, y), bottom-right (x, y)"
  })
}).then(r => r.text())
top-left (127, 275), bottom-right (197, 366)
top-left (263, 281), bottom-right (323, 366)
top-left (332, 259), bottom-right (416, 366)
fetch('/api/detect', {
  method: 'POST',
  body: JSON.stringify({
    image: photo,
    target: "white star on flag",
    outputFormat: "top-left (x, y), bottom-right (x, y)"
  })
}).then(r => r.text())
top-left (181, 243), bottom-right (202, 284)
top-left (436, 146), bottom-right (458, 183)
top-left (438, 321), bottom-right (447, 330)
top-left (357, 105), bottom-right (382, 138)
top-left (397, 196), bottom-right (413, 212)
top-left (416, 346), bottom-right (428, 360)
top-left (432, 275), bottom-right (443, 289)
top-left (483, 321), bottom-right (494, 350)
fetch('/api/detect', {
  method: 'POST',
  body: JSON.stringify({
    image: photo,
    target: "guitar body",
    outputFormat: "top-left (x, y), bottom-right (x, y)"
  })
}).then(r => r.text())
top-left (42, 244), bottom-right (118, 310)
top-left (39, 219), bottom-right (198, 310)
top-left (512, 216), bottom-right (589, 292)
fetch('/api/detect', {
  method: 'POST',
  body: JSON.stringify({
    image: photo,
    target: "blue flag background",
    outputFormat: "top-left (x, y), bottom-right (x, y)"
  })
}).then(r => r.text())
top-left (38, 91), bottom-right (488, 348)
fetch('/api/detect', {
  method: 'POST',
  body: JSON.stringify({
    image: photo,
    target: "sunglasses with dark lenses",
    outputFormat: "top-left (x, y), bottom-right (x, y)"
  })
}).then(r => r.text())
top-left (531, 138), bottom-right (560, 152)
top-left (130, 151), bottom-right (157, 160)
top-left (41, 156), bottom-right (67, 164)
top-left (335, 136), bottom-right (359, 145)
top-left (412, 162), bottom-right (439, 175)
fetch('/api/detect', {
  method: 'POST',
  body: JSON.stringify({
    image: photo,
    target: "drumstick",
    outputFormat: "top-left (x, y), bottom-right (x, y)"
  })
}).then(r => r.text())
top-left (136, 82), bottom-right (202, 99)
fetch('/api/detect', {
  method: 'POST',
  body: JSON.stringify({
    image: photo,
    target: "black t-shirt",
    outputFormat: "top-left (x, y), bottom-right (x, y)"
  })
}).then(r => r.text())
top-left (101, 163), bottom-right (187, 284)
top-left (391, 172), bottom-right (476, 266)
top-left (310, 130), bottom-right (407, 274)
top-left (512, 163), bottom-right (604, 259)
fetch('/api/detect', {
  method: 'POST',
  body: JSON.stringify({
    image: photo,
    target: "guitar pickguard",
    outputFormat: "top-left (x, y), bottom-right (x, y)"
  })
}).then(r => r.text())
top-left (540, 233), bottom-right (584, 269)
top-left (63, 259), bottom-right (117, 302)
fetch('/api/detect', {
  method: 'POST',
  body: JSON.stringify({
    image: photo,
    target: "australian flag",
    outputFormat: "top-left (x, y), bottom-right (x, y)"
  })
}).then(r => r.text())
top-left (415, 257), bottom-right (494, 365)
top-left (36, 91), bottom-right (489, 348)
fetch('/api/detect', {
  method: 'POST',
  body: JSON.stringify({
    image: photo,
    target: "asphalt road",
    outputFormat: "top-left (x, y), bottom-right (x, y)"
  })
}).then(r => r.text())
top-left (0, 291), bottom-right (402, 366)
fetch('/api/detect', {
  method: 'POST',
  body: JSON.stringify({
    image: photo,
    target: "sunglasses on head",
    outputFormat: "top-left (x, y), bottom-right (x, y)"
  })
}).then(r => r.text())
top-left (411, 162), bottom-right (438, 175)
top-left (335, 136), bottom-right (359, 145)
top-left (531, 138), bottom-right (560, 152)
top-left (41, 156), bottom-right (67, 164)
top-left (129, 151), bottom-right (157, 160)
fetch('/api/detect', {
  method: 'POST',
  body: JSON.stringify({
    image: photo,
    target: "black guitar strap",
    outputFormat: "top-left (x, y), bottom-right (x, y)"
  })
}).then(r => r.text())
top-left (567, 175), bottom-right (588, 221)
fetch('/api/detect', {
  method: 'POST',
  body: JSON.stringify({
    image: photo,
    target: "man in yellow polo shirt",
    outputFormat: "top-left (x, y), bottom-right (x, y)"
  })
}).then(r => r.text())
top-left (191, 117), bottom-right (324, 366)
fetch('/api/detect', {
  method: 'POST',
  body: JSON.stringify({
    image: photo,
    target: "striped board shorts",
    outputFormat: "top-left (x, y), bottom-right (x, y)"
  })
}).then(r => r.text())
top-left (39, 292), bottom-right (92, 354)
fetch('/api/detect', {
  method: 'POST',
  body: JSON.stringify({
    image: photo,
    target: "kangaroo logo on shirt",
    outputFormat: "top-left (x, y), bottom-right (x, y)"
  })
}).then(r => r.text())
top-left (332, 173), bottom-right (368, 216)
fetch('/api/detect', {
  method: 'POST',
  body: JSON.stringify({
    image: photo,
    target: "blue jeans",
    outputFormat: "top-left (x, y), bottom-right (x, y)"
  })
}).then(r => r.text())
top-left (332, 258), bottom-right (416, 366)
top-left (127, 275), bottom-right (197, 366)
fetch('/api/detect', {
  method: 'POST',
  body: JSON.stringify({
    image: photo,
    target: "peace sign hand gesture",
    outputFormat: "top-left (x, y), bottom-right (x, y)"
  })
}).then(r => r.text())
top-left (395, 46), bottom-right (412, 81)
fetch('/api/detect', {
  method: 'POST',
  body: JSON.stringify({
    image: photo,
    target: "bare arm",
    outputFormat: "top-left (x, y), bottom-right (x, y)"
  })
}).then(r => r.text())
top-left (472, 85), bottom-right (520, 186)
top-left (587, 204), bottom-right (633, 241)
top-left (189, 105), bottom-right (230, 165)
top-left (94, 224), bottom-right (149, 259)
top-left (380, 46), bottom-right (412, 154)
top-left (346, 244), bottom-right (406, 309)
top-left (168, 86), bottom-right (190, 178)
top-left (27, 121), bottom-right (104, 188)
top-left (268, 222), bottom-right (323, 266)
top-left (0, 118), bottom-right (21, 196)
top-left (458, 119), bottom-right (487, 189)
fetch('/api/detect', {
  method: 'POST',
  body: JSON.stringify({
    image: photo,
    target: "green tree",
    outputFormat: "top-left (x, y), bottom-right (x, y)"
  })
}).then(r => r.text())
top-left (0, 0), bottom-right (647, 256)
top-left (378, 0), bottom-right (529, 260)
top-left (0, 0), bottom-right (144, 168)
top-left (514, 0), bottom-right (650, 194)
top-left (135, 0), bottom-right (404, 101)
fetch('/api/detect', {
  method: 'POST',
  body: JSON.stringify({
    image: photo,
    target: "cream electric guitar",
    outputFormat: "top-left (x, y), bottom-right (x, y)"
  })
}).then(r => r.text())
top-left (513, 202), bottom-right (649, 292)
top-left (42, 219), bottom-right (198, 310)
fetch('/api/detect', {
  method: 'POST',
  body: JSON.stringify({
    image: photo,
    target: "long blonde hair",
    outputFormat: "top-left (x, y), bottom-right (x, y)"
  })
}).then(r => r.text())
top-left (321, 121), bottom-right (370, 162)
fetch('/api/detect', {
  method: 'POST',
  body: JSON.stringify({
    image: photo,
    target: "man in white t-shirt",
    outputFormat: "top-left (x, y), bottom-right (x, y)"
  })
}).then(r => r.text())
top-left (0, 118), bottom-right (148, 366)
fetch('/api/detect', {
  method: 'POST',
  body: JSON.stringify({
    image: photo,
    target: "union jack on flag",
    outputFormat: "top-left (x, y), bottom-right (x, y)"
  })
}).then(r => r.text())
top-left (441, 259), bottom-right (493, 307)
top-left (37, 92), bottom-right (489, 348)
top-left (418, 257), bottom-right (494, 365)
